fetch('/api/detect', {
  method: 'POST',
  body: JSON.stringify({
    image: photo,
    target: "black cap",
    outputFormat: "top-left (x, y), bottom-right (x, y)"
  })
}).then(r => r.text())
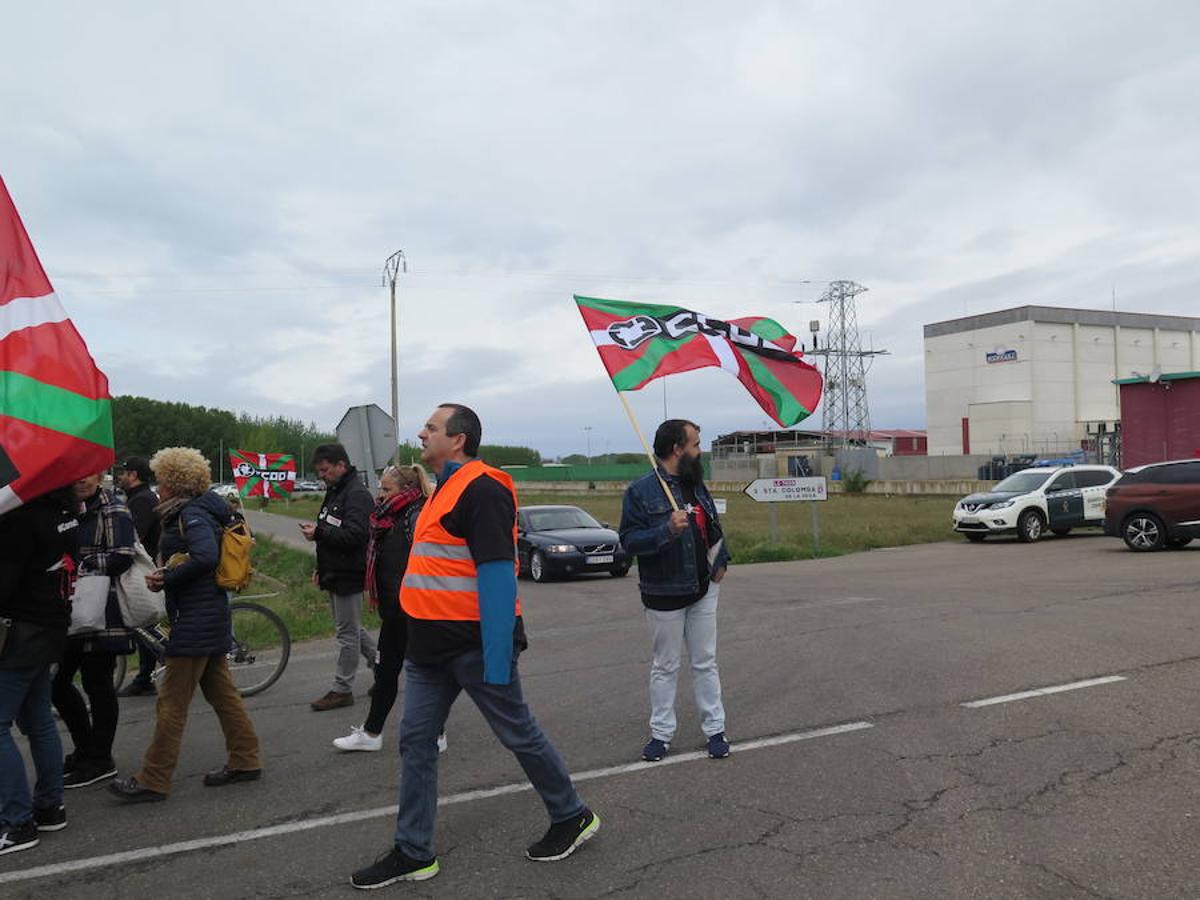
top-left (118, 456), bottom-right (152, 482)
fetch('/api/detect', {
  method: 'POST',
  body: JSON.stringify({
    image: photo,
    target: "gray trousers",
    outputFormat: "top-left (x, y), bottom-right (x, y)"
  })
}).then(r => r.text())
top-left (644, 582), bottom-right (725, 742)
top-left (328, 591), bottom-right (377, 693)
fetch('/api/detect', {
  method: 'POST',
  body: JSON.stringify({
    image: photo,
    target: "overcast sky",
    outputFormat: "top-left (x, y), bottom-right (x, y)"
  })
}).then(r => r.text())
top-left (6, 2), bottom-right (1199, 458)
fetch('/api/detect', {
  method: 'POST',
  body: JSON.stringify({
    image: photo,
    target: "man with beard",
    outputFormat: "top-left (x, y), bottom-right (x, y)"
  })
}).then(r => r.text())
top-left (619, 419), bottom-right (731, 763)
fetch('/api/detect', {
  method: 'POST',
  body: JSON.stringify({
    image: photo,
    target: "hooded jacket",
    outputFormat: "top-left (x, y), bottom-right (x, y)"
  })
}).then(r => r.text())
top-left (159, 490), bottom-right (234, 657)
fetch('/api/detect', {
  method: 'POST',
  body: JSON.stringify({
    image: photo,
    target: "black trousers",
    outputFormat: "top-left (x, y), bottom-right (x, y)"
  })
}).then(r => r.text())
top-left (52, 641), bottom-right (119, 762)
top-left (364, 615), bottom-right (407, 735)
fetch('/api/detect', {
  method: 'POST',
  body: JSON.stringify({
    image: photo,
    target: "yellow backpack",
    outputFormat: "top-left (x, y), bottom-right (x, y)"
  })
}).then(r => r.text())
top-left (215, 519), bottom-right (255, 591)
top-left (173, 513), bottom-right (255, 592)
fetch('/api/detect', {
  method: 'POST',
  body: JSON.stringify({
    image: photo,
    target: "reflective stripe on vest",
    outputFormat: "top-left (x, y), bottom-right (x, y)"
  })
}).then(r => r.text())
top-left (400, 460), bottom-right (522, 622)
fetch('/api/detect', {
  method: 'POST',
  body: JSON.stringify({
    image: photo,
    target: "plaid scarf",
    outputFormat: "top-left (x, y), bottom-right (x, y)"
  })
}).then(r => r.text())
top-left (78, 488), bottom-right (136, 577)
top-left (365, 487), bottom-right (423, 609)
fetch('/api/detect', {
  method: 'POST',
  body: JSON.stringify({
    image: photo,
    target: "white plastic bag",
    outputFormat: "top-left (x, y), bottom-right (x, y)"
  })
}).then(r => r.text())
top-left (116, 539), bottom-right (166, 627)
top-left (68, 575), bottom-right (111, 635)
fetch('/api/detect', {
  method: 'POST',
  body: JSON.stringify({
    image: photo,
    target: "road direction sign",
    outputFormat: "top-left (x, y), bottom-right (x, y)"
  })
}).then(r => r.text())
top-left (743, 476), bottom-right (828, 503)
top-left (336, 404), bottom-right (396, 490)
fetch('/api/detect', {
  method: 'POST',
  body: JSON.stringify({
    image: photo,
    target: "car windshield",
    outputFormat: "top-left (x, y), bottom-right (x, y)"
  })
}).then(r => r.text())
top-left (525, 508), bottom-right (601, 531)
top-left (991, 471), bottom-right (1053, 493)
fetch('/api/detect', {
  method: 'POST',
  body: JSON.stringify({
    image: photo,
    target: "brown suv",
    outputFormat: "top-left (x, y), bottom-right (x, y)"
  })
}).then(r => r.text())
top-left (1104, 459), bottom-right (1200, 551)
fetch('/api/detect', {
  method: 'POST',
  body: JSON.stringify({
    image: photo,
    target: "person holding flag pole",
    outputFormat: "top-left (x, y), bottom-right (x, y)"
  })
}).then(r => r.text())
top-left (574, 294), bottom-right (823, 762)
top-left (0, 174), bottom-right (115, 853)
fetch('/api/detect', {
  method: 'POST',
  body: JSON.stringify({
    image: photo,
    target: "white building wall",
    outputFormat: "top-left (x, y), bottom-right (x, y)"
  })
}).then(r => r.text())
top-left (924, 322), bottom-right (1031, 455)
top-left (924, 310), bottom-right (1200, 457)
top-left (1031, 323), bottom-right (1076, 445)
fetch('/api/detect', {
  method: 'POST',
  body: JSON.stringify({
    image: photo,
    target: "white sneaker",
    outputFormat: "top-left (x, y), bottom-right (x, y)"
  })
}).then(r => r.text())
top-left (333, 725), bottom-right (382, 752)
top-left (436, 732), bottom-right (448, 754)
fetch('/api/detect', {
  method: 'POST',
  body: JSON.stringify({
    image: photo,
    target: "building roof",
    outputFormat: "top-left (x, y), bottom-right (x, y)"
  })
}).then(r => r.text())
top-left (924, 305), bottom-right (1200, 339)
top-left (1114, 370), bottom-right (1200, 385)
top-left (714, 428), bottom-right (925, 444)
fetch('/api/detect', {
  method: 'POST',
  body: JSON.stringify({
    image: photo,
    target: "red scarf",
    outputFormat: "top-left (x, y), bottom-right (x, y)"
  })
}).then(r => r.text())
top-left (365, 487), bottom-right (423, 609)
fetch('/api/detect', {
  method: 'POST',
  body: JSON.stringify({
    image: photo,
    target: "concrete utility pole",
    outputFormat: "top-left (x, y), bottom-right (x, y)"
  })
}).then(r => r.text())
top-left (806, 281), bottom-right (889, 449)
top-left (383, 250), bottom-right (407, 464)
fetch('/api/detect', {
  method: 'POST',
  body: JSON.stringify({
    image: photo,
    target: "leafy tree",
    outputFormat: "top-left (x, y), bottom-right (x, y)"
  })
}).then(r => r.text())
top-left (112, 395), bottom-right (336, 482)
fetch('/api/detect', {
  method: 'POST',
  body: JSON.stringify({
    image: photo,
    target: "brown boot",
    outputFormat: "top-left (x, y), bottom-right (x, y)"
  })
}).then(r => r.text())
top-left (310, 691), bottom-right (355, 712)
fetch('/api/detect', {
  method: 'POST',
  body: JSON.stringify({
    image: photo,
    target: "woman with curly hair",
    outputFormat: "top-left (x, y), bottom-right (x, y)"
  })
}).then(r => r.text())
top-left (109, 447), bottom-right (261, 803)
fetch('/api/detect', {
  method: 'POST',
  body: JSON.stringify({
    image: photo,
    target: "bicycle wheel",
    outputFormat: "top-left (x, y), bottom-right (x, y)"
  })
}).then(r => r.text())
top-left (227, 601), bottom-right (291, 697)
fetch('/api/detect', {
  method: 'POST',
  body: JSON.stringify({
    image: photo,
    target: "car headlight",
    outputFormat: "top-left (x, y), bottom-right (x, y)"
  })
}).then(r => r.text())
top-left (989, 500), bottom-right (1015, 510)
top-left (545, 544), bottom-right (576, 554)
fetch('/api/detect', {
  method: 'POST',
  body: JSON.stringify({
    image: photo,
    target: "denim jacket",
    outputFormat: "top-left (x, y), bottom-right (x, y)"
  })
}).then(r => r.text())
top-left (619, 467), bottom-right (731, 596)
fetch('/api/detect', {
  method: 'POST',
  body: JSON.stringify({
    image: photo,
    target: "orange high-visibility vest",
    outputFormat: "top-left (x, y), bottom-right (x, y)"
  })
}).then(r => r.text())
top-left (400, 459), bottom-right (522, 621)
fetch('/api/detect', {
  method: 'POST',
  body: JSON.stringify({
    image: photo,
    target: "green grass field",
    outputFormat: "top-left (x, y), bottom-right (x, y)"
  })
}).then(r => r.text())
top-left (267, 488), bottom-right (956, 562)
top-left (240, 535), bottom-right (380, 643)
top-left (233, 491), bottom-right (955, 644)
top-left (517, 490), bottom-right (957, 563)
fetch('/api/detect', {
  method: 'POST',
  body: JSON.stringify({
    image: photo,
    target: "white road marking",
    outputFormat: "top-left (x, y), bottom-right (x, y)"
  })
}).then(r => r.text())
top-left (0, 721), bottom-right (872, 886)
top-left (961, 675), bottom-right (1126, 708)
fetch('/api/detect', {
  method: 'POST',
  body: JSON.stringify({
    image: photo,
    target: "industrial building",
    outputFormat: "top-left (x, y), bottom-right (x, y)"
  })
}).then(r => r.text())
top-left (1115, 372), bottom-right (1200, 468)
top-left (924, 306), bottom-right (1200, 458)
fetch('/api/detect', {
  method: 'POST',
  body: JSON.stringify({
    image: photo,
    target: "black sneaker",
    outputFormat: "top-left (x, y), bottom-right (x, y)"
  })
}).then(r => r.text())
top-left (0, 820), bottom-right (39, 856)
top-left (351, 848), bottom-right (439, 889)
top-left (706, 732), bottom-right (731, 759)
top-left (526, 808), bottom-right (600, 862)
top-left (34, 805), bottom-right (67, 832)
top-left (64, 758), bottom-right (118, 789)
top-left (641, 738), bottom-right (670, 762)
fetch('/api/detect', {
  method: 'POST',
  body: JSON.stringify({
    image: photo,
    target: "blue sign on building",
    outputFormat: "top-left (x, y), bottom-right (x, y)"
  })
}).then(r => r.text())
top-left (986, 349), bottom-right (1018, 364)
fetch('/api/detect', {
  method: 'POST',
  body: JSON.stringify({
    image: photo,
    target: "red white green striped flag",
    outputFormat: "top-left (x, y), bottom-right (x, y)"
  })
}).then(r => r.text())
top-left (229, 450), bottom-right (297, 499)
top-left (575, 295), bottom-right (823, 427)
top-left (0, 176), bottom-right (114, 515)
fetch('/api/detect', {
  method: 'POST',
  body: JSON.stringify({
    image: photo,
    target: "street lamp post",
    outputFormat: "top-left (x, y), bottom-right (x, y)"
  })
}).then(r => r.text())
top-left (383, 250), bottom-right (407, 464)
top-left (584, 426), bottom-right (592, 465)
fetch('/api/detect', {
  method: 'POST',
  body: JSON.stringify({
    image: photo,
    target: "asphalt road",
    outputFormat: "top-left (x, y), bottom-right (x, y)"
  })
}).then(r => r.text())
top-left (6, 529), bottom-right (1200, 898)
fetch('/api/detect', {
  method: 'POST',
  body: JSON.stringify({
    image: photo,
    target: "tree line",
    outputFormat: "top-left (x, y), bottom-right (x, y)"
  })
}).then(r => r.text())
top-left (112, 395), bottom-right (337, 480)
top-left (113, 396), bottom-right (545, 480)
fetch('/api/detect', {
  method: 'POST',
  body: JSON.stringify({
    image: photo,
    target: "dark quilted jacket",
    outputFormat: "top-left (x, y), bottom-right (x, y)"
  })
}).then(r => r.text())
top-left (160, 491), bottom-right (233, 657)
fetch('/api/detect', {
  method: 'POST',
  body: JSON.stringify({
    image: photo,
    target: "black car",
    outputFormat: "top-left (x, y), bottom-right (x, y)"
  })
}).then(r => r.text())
top-left (517, 505), bottom-right (631, 582)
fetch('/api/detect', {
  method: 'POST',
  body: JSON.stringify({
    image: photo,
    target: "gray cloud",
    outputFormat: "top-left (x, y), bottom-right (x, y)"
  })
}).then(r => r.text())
top-left (5, 1), bottom-right (1199, 458)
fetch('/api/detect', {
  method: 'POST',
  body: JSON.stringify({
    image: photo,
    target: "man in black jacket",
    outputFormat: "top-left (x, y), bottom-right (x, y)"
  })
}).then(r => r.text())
top-left (301, 443), bottom-right (376, 711)
top-left (116, 456), bottom-right (160, 697)
top-left (0, 488), bottom-right (79, 852)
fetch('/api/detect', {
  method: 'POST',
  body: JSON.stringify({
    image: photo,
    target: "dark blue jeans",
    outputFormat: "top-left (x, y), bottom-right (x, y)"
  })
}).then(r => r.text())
top-left (0, 664), bottom-right (63, 826)
top-left (393, 649), bottom-right (584, 859)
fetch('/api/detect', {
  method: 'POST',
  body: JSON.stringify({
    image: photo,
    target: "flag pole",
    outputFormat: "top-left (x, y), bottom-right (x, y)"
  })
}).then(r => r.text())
top-left (616, 390), bottom-right (679, 512)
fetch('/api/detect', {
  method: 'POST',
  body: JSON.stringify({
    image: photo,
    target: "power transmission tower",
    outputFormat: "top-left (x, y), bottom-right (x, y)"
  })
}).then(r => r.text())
top-left (807, 281), bottom-right (888, 449)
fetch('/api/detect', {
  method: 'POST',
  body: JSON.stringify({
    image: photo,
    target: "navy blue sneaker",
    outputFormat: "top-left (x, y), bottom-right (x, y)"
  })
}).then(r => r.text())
top-left (706, 732), bottom-right (730, 759)
top-left (641, 738), bottom-right (670, 762)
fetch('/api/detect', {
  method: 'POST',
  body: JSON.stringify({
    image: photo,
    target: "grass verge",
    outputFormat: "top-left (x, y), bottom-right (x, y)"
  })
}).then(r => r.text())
top-left (517, 490), bottom-right (957, 564)
top-left (251, 490), bottom-right (957, 645)
top-left (239, 534), bottom-right (379, 643)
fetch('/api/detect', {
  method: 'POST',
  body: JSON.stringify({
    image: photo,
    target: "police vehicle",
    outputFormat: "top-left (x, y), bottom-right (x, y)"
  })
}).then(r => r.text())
top-left (952, 465), bottom-right (1121, 542)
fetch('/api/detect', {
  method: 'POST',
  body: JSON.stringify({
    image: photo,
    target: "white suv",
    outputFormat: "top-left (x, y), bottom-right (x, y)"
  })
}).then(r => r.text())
top-left (953, 465), bottom-right (1121, 543)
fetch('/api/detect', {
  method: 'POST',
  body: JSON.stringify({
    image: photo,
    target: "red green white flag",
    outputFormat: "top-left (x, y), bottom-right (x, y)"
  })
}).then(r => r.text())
top-left (575, 295), bottom-right (823, 427)
top-left (229, 450), bottom-right (297, 499)
top-left (0, 175), bottom-right (114, 515)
